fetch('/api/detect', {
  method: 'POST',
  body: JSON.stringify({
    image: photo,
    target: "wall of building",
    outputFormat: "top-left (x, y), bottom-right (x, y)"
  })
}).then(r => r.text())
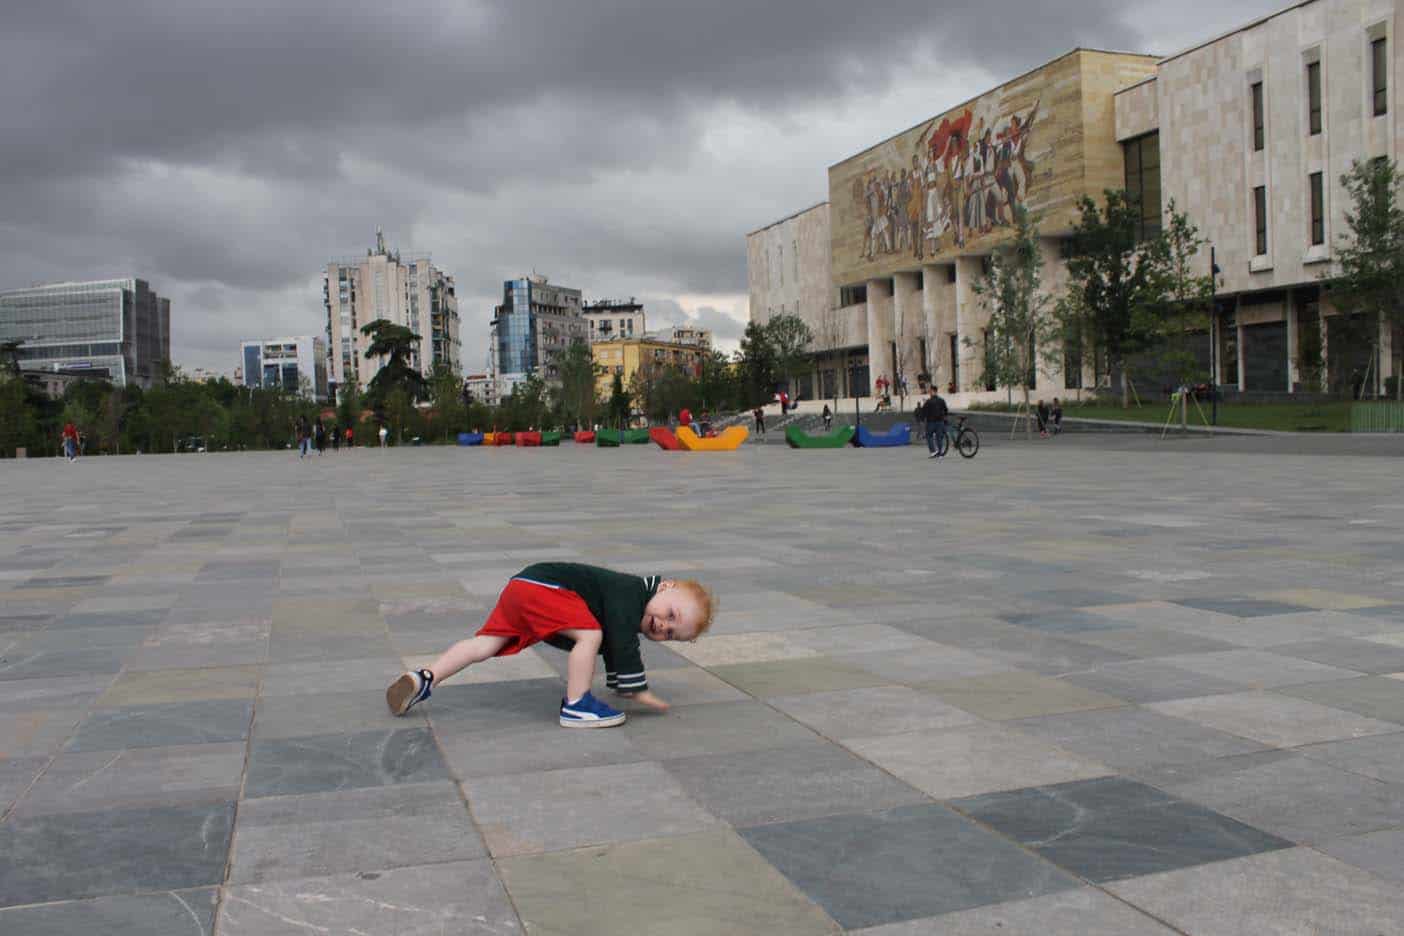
top-left (746, 202), bottom-right (832, 329)
top-left (829, 50), bottom-right (1159, 289)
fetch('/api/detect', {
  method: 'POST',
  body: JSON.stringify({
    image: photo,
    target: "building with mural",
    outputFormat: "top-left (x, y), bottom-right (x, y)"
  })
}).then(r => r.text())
top-left (750, 2), bottom-right (1404, 403)
top-left (827, 49), bottom-right (1159, 396)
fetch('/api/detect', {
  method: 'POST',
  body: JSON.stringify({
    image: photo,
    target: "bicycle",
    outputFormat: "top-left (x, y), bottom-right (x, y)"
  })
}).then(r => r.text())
top-left (946, 415), bottom-right (980, 458)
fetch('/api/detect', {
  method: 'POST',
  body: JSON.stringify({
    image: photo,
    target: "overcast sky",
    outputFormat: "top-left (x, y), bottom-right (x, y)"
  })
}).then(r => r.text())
top-left (1, 0), bottom-right (1285, 374)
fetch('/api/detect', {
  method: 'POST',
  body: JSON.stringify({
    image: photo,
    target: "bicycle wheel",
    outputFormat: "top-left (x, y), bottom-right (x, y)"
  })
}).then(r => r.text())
top-left (957, 427), bottom-right (979, 458)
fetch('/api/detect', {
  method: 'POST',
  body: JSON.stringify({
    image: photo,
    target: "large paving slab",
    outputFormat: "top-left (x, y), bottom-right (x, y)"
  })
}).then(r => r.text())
top-left (2, 437), bottom-right (1403, 932)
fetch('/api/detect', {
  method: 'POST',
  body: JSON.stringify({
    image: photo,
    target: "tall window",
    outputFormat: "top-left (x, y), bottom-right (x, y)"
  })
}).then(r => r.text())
top-left (1373, 37), bottom-right (1389, 116)
top-left (1307, 61), bottom-right (1322, 134)
top-left (1123, 132), bottom-right (1161, 241)
top-left (1251, 82), bottom-right (1265, 150)
top-left (1309, 172), bottom-right (1325, 245)
top-left (1254, 185), bottom-right (1268, 255)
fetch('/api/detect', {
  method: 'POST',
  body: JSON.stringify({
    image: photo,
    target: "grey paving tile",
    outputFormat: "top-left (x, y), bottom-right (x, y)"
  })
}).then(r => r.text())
top-left (65, 698), bottom-right (253, 752)
top-left (1149, 690), bottom-right (1401, 747)
top-left (845, 723), bottom-right (1111, 799)
top-left (497, 829), bottom-right (836, 935)
top-left (1001, 609), bottom-right (1128, 634)
top-left (1296, 730), bottom-right (1404, 783)
top-left (0, 802), bottom-right (233, 907)
top-left (769, 685), bottom-right (981, 739)
top-left (855, 887), bottom-right (1179, 935)
top-left (230, 782), bottom-right (484, 882)
top-left (1315, 828), bottom-right (1404, 884)
top-left (414, 677), bottom-right (565, 734)
top-left (708, 657), bottom-right (890, 696)
top-left (1010, 707), bottom-right (1269, 770)
top-left (1267, 637), bottom-right (1404, 674)
top-left (1107, 848), bottom-right (1404, 936)
top-left (13, 742), bottom-right (245, 816)
top-left (219, 860), bottom-right (520, 934)
top-left (463, 760), bottom-right (719, 856)
top-left (244, 727), bottom-right (450, 797)
top-left (0, 646), bottom-right (125, 680)
top-left (1061, 659), bottom-right (1246, 703)
top-left (0, 887), bottom-right (218, 936)
top-left (836, 643), bottom-right (1016, 683)
top-left (0, 755), bottom-right (46, 813)
top-left (953, 776), bottom-right (1291, 883)
top-left (1062, 625), bottom-right (1239, 658)
top-left (1175, 597), bottom-right (1312, 617)
top-left (920, 671), bottom-right (1126, 721)
top-left (740, 803), bottom-right (1079, 929)
top-left (620, 699), bottom-right (822, 760)
top-left (439, 722), bottom-right (649, 779)
top-left (252, 688), bottom-right (423, 740)
top-left (663, 740), bottom-right (927, 827)
top-left (1155, 648), bottom-right (1363, 688)
top-left (1275, 675), bottom-right (1404, 723)
top-left (1134, 750), bottom-right (1404, 844)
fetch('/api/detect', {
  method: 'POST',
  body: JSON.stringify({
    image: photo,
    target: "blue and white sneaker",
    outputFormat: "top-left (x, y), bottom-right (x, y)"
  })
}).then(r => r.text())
top-left (559, 690), bottom-right (626, 728)
top-left (386, 669), bottom-right (433, 716)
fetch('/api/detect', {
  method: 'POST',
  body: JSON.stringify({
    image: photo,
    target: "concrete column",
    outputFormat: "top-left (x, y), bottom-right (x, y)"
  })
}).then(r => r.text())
top-left (953, 256), bottom-right (985, 392)
top-left (1285, 291), bottom-right (1299, 391)
top-left (892, 272), bottom-right (921, 396)
top-left (922, 264), bottom-right (955, 387)
top-left (865, 278), bottom-right (894, 395)
top-left (1236, 315), bottom-right (1247, 393)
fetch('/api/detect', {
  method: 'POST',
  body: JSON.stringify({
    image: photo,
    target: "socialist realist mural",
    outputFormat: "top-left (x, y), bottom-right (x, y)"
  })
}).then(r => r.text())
top-left (830, 51), bottom-right (1131, 285)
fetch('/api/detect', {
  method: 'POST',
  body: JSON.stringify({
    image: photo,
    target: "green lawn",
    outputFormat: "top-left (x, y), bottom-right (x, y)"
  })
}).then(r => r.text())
top-left (975, 400), bottom-right (1357, 432)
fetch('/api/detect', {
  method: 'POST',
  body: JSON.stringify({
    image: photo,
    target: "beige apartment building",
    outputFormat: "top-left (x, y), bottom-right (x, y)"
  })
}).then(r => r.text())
top-left (750, 0), bottom-right (1403, 403)
top-left (324, 230), bottom-right (461, 394)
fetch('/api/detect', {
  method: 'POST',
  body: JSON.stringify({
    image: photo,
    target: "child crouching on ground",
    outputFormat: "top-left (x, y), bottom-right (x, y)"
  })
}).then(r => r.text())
top-left (386, 562), bottom-right (713, 726)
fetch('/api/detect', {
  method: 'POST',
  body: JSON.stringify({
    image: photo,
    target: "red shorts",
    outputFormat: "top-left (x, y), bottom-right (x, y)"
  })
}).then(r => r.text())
top-left (476, 578), bottom-right (600, 656)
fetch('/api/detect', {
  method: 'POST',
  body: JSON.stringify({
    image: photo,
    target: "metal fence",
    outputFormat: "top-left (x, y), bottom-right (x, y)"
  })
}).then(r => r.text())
top-left (1351, 402), bottom-right (1404, 432)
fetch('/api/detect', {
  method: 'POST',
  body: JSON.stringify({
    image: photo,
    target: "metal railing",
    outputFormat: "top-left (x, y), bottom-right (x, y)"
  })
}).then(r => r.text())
top-left (1351, 402), bottom-right (1404, 432)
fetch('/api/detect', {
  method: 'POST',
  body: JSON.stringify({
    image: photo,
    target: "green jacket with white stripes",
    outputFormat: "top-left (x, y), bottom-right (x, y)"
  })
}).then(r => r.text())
top-left (518, 562), bottom-right (661, 693)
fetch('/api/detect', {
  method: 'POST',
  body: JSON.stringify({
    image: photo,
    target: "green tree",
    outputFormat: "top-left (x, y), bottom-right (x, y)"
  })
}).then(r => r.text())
top-left (336, 383), bottom-right (363, 441)
top-left (384, 386), bottom-right (414, 444)
top-left (971, 208), bottom-right (1061, 437)
top-left (607, 372), bottom-right (630, 427)
top-left (1143, 200), bottom-right (1213, 387)
top-left (695, 349), bottom-right (737, 412)
top-left (737, 320), bottom-right (778, 407)
top-left (361, 319), bottom-right (427, 404)
top-left (554, 339), bottom-right (600, 429)
top-left (1057, 190), bottom-right (1165, 407)
top-left (764, 313), bottom-right (814, 403)
top-left (1327, 157), bottom-right (1404, 398)
top-left (0, 375), bottom-right (40, 456)
top-left (427, 362), bottom-right (465, 442)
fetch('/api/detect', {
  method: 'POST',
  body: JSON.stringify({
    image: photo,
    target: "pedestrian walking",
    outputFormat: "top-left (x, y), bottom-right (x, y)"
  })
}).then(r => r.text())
top-left (297, 416), bottom-right (311, 459)
top-left (821, 404), bottom-right (833, 431)
top-left (917, 388), bottom-right (948, 459)
top-left (378, 424), bottom-right (389, 449)
top-left (314, 418), bottom-right (326, 454)
top-left (61, 421), bottom-right (79, 462)
top-left (753, 407), bottom-right (765, 434)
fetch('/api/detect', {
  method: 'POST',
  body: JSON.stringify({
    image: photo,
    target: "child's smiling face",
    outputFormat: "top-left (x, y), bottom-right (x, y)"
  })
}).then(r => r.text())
top-left (641, 583), bottom-right (704, 642)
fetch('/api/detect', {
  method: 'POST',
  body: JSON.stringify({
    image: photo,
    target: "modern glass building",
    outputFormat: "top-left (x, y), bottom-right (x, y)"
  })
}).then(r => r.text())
top-left (239, 336), bottom-right (327, 400)
top-left (489, 275), bottom-right (586, 387)
top-left (0, 278), bottom-right (170, 388)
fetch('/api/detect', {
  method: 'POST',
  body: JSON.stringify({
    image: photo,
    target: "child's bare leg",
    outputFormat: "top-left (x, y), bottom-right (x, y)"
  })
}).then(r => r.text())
top-left (426, 635), bottom-right (509, 683)
top-left (556, 628), bottom-right (602, 701)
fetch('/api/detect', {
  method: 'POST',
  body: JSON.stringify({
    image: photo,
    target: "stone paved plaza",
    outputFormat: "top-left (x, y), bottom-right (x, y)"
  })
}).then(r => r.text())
top-left (2, 437), bottom-right (1403, 934)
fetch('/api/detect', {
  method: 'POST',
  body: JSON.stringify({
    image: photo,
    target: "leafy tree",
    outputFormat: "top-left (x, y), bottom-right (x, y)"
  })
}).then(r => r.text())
top-left (499, 374), bottom-right (548, 431)
top-left (764, 313), bottom-right (814, 403)
top-left (0, 375), bottom-right (41, 456)
top-left (1143, 200), bottom-right (1213, 387)
top-left (336, 383), bottom-right (362, 440)
top-left (361, 319), bottom-right (427, 404)
top-left (1326, 157), bottom-right (1404, 398)
top-left (695, 349), bottom-right (738, 412)
top-left (554, 339), bottom-right (600, 429)
top-left (607, 372), bottom-right (630, 427)
top-left (1057, 190), bottom-right (1166, 407)
top-left (384, 386), bottom-right (414, 444)
top-left (737, 320), bottom-right (778, 407)
top-left (971, 208), bottom-right (1061, 437)
top-left (427, 362), bottom-right (465, 441)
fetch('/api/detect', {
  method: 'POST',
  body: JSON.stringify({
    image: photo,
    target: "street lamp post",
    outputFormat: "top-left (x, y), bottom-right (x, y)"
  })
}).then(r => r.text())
top-left (1209, 245), bottom-right (1221, 426)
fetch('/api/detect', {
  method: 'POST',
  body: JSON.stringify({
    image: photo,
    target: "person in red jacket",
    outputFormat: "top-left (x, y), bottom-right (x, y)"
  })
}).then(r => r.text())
top-left (61, 422), bottom-right (79, 461)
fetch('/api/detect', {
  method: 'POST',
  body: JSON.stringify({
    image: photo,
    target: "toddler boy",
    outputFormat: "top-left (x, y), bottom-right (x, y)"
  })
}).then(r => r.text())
top-left (386, 562), bottom-right (713, 727)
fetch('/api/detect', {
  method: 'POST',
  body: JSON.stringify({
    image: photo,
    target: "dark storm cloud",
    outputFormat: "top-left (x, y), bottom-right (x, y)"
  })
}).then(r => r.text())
top-left (0, 0), bottom-right (1277, 370)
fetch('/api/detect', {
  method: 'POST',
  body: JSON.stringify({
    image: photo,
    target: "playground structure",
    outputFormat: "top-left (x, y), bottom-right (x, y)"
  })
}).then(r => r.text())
top-left (650, 427), bottom-right (683, 450)
top-left (786, 425), bottom-right (856, 448)
top-left (855, 423), bottom-right (911, 448)
top-left (573, 430), bottom-right (596, 443)
top-left (456, 432), bottom-right (484, 446)
top-left (676, 426), bottom-right (749, 451)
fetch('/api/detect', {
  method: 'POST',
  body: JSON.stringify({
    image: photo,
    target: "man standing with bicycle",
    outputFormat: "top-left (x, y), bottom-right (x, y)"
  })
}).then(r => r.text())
top-left (917, 387), bottom-right (948, 459)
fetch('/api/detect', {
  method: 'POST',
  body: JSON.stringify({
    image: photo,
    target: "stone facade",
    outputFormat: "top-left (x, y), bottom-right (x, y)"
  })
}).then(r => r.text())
top-left (1116, 0), bottom-right (1403, 393)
